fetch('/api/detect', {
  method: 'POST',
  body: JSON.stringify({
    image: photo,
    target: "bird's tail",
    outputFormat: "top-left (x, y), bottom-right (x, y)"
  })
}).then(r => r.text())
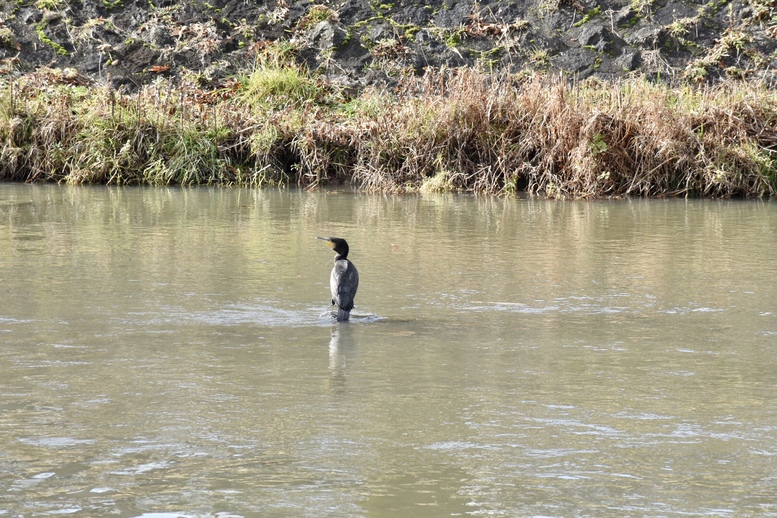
top-left (335, 308), bottom-right (351, 321)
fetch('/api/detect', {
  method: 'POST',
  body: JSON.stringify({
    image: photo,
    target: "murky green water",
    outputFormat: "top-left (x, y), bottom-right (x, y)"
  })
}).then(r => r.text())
top-left (1, 184), bottom-right (776, 517)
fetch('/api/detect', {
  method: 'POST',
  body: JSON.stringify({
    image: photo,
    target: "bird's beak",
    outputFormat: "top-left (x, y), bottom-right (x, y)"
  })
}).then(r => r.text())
top-left (316, 236), bottom-right (334, 248)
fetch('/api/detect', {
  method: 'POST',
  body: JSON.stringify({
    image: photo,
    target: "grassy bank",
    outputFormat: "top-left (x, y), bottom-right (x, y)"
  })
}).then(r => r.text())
top-left (2, 61), bottom-right (776, 198)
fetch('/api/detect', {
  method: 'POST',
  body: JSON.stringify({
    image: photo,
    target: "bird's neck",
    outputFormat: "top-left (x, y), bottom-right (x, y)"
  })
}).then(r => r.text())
top-left (335, 254), bottom-right (347, 261)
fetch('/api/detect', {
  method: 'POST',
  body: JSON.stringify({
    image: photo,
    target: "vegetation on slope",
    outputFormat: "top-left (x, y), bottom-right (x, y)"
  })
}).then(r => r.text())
top-left (2, 54), bottom-right (775, 197)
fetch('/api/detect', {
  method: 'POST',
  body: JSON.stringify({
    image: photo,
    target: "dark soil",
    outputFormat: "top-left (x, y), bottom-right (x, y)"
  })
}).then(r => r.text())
top-left (1, 0), bottom-right (775, 91)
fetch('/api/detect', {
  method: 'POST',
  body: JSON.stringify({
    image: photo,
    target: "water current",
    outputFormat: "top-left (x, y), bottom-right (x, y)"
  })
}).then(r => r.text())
top-left (1, 184), bottom-right (776, 516)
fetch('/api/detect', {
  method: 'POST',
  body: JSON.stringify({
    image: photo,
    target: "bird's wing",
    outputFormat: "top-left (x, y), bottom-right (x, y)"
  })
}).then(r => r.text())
top-left (338, 266), bottom-right (359, 299)
top-left (331, 260), bottom-right (359, 311)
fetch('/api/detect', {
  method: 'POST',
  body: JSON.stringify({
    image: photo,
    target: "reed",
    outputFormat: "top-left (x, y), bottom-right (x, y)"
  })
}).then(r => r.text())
top-left (1, 65), bottom-right (775, 197)
top-left (346, 69), bottom-right (777, 197)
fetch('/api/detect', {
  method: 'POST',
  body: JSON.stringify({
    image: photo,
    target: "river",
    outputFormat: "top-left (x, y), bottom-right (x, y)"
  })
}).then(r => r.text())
top-left (1, 185), bottom-right (776, 516)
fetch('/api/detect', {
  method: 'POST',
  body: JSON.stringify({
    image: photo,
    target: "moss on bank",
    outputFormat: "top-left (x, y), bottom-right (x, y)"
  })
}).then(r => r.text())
top-left (1, 63), bottom-right (776, 198)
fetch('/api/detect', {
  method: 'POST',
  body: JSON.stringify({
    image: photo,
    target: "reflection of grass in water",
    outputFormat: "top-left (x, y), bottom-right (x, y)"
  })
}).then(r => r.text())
top-left (1, 63), bottom-right (775, 198)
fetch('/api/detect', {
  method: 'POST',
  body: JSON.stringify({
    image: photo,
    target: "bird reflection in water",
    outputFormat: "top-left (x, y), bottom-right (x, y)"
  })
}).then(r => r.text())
top-left (328, 324), bottom-right (356, 393)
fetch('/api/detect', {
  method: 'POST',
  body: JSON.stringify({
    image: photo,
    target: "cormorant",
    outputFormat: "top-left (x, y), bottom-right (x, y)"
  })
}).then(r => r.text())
top-left (317, 236), bottom-right (359, 321)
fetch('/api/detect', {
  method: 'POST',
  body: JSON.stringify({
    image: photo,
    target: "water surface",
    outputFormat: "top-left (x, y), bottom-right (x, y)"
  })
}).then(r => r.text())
top-left (1, 185), bottom-right (776, 516)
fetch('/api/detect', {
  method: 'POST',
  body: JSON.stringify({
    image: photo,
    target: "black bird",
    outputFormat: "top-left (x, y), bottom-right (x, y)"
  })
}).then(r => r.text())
top-left (317, 236), bottom-right (359, 321)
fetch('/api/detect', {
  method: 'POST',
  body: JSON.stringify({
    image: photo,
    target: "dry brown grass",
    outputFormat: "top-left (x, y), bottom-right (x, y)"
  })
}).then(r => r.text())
top-left (1, 66), bottom-right (775, 197)
top-left (344, 70), bottom-right (777, 198)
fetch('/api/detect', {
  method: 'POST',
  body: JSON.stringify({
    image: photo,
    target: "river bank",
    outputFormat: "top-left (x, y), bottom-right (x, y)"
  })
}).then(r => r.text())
top-left (2, 61), bottom-right (776, 197)
top-left (2, 0), bottom-right (776, 90)
top-left (1, 0), bottom-right (776, 197)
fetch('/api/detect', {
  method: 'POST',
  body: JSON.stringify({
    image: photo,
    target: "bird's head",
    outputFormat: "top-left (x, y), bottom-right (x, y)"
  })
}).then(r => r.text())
top-left (317, 236), bottom-right (349, 258)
